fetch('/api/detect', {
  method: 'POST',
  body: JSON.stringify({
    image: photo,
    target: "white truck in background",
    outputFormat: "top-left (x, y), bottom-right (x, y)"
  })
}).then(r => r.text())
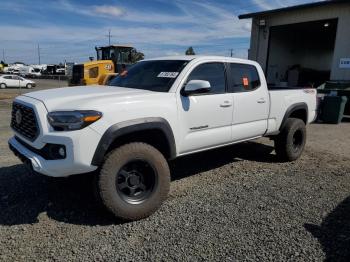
top-left (8, 56), bottom-right (317, 221)
top-left (19, 66), bottom-right (42, 78)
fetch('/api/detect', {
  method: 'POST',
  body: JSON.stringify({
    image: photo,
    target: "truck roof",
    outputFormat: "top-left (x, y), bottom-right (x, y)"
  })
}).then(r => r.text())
top-left (144, 55), bottom-right (256, 65)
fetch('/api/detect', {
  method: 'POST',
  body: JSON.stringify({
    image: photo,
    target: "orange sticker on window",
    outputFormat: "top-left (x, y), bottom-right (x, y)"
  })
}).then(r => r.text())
top-left (243, 77), bottom-right (249, 87)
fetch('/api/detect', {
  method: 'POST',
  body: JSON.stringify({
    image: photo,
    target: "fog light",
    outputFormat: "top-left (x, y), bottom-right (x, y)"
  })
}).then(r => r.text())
top-left (47, 144), bottom-right (66, 159)
top-left (58, 147), bottom-right (65, 157)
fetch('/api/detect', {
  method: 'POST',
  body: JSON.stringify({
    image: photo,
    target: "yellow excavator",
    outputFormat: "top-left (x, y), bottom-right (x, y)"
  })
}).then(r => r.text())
top-left (69, 45), bottom-right (136, 86)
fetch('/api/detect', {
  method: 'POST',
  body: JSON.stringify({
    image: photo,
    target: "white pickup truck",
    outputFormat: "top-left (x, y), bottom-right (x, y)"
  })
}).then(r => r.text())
top-left (8, 56), bottom-right (317, 221)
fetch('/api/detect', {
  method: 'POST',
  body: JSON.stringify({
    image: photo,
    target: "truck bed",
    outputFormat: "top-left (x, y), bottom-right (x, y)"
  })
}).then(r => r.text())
top-left (266, 88), bottom-right (317, 134)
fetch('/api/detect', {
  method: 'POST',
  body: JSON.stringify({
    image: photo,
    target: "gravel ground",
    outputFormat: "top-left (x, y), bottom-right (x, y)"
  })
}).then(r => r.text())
top-left (0, 98), bottom-right (350, 261)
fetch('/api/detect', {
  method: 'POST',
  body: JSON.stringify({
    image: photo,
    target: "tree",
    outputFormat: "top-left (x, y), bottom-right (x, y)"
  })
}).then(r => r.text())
top-left (130, 49), bottom-right (145, 63)
top-left (185, 47), bottom-right (196, 55)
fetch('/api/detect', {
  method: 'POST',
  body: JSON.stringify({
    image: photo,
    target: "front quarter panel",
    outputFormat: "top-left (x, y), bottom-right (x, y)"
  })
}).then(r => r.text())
top-left (88, 92), bottom-right (179, 152)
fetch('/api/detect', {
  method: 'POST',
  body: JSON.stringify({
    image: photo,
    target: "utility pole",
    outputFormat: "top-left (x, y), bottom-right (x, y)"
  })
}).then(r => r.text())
top-left (37, 44), bottom-right (41, 65)
top-left (230, 49), bottom-right (234, 57)
top-left (108, 29), bottom-right (111, 45)
top-left (106, 29), bottom-right (114, 45)
top-left (2, 49), bottom-right (5, 62)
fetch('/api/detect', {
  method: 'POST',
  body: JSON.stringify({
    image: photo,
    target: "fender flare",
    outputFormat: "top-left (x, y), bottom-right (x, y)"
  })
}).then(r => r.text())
top-left (279, 102), bottom-right (308, 131)
top-left (91, 117), bottom-right (176, 166)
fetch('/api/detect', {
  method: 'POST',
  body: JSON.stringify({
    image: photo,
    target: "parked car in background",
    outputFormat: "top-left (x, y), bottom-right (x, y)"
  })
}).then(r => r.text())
top-left (7, 69), bottom-right (20, 75)
top-left (0, 75), bottom-right (36, 89)
top-left (56, 68), bottom-right (66, 75)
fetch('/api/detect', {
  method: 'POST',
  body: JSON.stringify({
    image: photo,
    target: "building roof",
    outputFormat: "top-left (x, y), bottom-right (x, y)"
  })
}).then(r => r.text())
top-left (239, 0), bottom-right (349, 19)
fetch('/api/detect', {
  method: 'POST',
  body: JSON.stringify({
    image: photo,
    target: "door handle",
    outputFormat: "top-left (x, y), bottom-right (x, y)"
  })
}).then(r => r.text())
top-left (220, 101), bottom-right (232, 108)
top-left (257, 98), bottom-right (266, 104)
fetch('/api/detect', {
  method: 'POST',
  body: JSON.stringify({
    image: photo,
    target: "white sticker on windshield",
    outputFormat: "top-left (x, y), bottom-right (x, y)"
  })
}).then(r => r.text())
top-left (157, 72), bottom-right (179, 78)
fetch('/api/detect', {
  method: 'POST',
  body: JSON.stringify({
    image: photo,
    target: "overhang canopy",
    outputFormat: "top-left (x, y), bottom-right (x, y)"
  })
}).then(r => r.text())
top-left (238, 0), bottom-right (348, 19)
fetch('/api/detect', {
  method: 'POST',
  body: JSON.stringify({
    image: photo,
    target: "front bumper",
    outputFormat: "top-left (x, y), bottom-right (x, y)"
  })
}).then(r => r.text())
top-left (8, 136), bottom-right (98, 177)
top-left (9, 95), bottom-right (105, 177)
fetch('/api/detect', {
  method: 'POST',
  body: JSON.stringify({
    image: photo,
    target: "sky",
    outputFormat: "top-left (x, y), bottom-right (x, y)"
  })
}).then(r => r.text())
top-left (0, 0), bottom-right (321, 64)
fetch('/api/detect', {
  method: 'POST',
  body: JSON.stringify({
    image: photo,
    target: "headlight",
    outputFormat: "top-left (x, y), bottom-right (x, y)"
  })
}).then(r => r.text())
top-left (47, 110), bottom-right (102, 131)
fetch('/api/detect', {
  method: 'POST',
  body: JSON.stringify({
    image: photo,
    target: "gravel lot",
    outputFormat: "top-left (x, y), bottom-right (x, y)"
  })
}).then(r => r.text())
top-left (0, 92), bottom-right (350, 261)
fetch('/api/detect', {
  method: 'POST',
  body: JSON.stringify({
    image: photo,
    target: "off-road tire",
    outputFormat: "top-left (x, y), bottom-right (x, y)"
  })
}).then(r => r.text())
top-left (0, 83), bottom-right (6, 89)
top-left (97, 142), bottom-right (170, 221)
top-left (274, 118), bottom-right (306, 161)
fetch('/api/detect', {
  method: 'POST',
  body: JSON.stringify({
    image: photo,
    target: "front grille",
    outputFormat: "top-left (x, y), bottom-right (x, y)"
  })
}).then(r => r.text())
top-left (11, 102), bottom-right (39, 141)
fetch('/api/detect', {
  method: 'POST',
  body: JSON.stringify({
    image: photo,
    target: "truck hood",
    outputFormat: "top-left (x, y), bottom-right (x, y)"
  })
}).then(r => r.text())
top-left (23, 85), bottom-right (155, 111)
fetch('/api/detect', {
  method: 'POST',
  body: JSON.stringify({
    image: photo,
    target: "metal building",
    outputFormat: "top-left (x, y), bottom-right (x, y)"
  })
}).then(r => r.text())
top-left (239, 0), bottom-right (350, 87)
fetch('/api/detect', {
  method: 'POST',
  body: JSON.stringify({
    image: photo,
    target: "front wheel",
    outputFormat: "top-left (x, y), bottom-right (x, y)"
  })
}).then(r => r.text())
top-left (97, 142), bottom-right (170, 221)
top-left (26, 83), bottom-right (33, 89)
top-left (0, 83), bottom-right (6, 89)
top-left (274, 118), bottom-right (306, 161)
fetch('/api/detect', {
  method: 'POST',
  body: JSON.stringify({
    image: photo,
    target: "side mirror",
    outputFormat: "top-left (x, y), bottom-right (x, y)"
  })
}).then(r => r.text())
top-left (182, 80), bottom-right (211, 96)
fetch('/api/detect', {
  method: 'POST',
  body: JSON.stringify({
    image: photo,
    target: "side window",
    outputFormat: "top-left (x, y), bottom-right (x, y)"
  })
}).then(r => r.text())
top-left (4, 76), bottom-right (12, 79)
top-left (187, 63), bottom-right (226, 94)
top-left (89, 67), bottom-right (99, 78)
top-left (229, 63), bottom-right (261, 92)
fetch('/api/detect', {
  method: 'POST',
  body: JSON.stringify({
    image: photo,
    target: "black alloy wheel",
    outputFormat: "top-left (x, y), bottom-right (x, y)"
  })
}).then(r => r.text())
top-left (116, 160), bottom-right (157, 204)
top-left (292, 129), bottom-right (304, 152)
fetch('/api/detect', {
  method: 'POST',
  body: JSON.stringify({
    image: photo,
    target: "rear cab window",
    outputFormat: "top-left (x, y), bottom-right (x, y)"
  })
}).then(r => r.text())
top-left (228, 63), bottom-right (261, 92)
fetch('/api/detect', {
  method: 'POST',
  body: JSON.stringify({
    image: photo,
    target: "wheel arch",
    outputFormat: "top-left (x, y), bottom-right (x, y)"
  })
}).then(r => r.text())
top-left (279, 102), bottom-right (308, 131)
top-left (91, 117), bottom-right (176, 166)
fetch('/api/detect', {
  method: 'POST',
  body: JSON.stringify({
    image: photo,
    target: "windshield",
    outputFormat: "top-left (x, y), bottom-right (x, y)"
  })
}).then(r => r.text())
top-left (109, 60), bottom-right (188, 92)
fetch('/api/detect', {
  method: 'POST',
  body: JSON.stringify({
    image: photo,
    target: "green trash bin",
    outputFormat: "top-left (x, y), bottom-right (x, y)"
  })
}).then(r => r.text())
top-left (321, 96), bottom-right (348, 124)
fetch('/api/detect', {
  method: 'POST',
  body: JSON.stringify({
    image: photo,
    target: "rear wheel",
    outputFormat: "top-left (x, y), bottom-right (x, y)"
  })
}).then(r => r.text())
top-left (96, 142), bottom-right (170, 221)
top-left (274, 118), bottom-right (306, 161)
top-left (0, 83), bottom-right (6, 89)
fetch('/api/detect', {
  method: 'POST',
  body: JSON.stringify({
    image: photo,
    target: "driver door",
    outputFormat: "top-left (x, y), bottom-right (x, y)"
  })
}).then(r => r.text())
top-left (177, 62), bottom-right (233, 154)
top-left (4, 76), bottom-right (17, 87)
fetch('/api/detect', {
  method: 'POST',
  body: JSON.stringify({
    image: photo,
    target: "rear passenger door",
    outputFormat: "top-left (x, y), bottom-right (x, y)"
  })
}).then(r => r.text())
top-left (12, 76), bottom-right (23, 88)
top-left (228, 63), bottom-right (269, 141)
